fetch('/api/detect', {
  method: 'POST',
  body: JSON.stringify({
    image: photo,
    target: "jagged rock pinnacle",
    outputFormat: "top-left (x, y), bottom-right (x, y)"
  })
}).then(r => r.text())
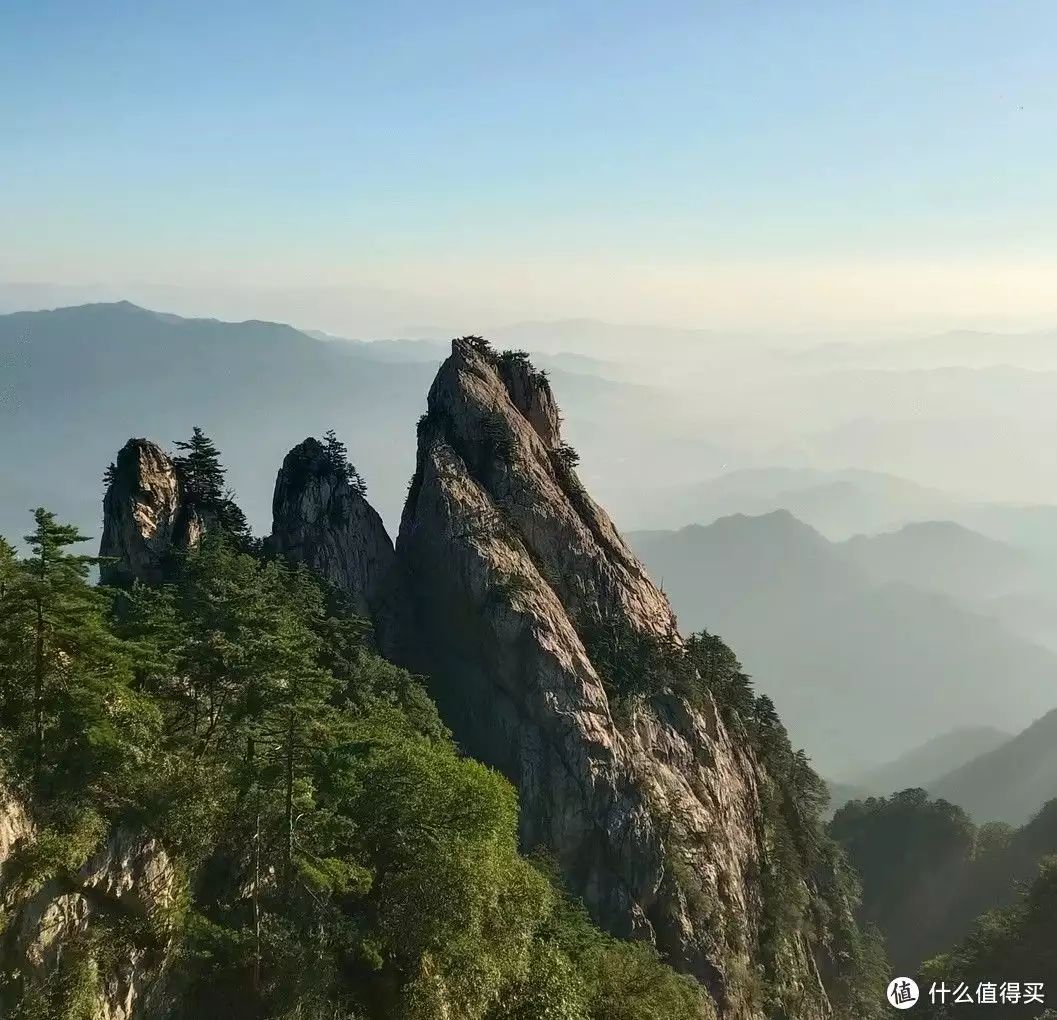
top-left (395, 339), bottom-right (830, 1018)
top-left (99, 438), bottom-right (203, 586)
top-left (270, 437), bottom-right (398, 630)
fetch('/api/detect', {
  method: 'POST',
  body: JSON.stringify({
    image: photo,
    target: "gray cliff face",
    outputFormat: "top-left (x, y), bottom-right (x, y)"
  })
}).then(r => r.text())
top-left (0, 791), bottom-right (178, 1019)
top-left (99, 439), bottom-right (202, 586)
top-left (86, 362), bottom-right (838, 1017)
top-left (270, 438), bottom-right (398, 629)
top-left (396, 340), bottom-right (830, 1020)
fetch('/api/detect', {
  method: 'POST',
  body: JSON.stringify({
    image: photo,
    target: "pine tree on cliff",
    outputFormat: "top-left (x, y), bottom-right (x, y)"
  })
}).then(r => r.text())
top-left (323, 428), bottom-right (367, 496)
top-left (174, 426), bottom-right (226, 504)
top-left (174, 426), bottom-right (250, 541)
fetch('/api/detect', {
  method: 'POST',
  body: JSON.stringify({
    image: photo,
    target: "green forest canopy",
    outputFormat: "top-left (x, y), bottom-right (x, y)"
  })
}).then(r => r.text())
top-left (0, 507), bottom-right (708, 1019)
top-left (0, 428), bottom-right (893, 1019)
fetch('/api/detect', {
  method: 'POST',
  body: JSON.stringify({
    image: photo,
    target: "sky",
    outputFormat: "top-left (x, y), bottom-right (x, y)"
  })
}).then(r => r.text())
top-left (3, 1), bottom-right (1057, 337)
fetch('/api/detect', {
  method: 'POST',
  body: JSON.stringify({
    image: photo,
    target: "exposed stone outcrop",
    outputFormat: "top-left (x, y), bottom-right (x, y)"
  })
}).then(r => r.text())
top-left (0, 788), bottom-right (31, 865)
top-left (270, 438), bottom-right (398, 630)
top-left (396, 339), bottom-right (831, 1019)
top-left (99, 439), bottom-right (203, 586)
top-left (0, 792), bottom-right (178, 1019)
top-left (87, 348), bottom-right (842, 1018)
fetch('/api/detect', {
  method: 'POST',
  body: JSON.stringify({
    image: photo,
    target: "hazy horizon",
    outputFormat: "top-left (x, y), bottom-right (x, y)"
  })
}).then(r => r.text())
top-left (4, 283), bottom-right (1057, 350)
top-left (6, 4), bottom-right (1057, 1008)
top-left (6, 2), bottom-right (1057, 337)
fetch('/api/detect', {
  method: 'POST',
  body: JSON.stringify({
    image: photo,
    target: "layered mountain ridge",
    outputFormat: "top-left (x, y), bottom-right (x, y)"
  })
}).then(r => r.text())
top-left (631, 514), bottom-right (1057, 774)
top-left (80, 338), bottom-right (876, 1018)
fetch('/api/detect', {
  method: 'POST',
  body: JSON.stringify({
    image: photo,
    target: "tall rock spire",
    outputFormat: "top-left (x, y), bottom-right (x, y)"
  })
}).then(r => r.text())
top-left (99, 438), bottom-right (203, 586)
top-left (270, 437), bottom-right (398, 633)
top-left (396, 338), bottom-right (831, 1019)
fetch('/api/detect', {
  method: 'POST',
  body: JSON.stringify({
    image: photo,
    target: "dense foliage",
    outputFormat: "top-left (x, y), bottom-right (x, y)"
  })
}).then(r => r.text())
top-left (920, 855), bottom-right (1057, 1019)
top-left (584, 622), bottom-right (889, 1018)
top-left (0, 501), bottom-right (709, 1020)
top-left (829, 789), bottom-right (976, 969)
top-left (831, 789), bottom-right (1057, 978)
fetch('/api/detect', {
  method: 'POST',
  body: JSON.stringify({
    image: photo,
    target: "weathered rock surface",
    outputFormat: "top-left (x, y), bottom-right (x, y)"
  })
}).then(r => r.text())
top-left (270, 437), bottom-right (398, 628)
top-left (99, 438), bottom-right (203, 586)
top-left (0, 791), bottom-right (178, 1020)
top-left (0, 787), bottom-right (31, 864)
top-left (87, 350), bottom-right (843, 1018)
top-left (396, 340), bottom-right (830, 1019)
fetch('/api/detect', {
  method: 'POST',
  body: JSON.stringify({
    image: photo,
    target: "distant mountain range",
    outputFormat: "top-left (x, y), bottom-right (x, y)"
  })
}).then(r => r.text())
top-left (637, 467), bottom-right (956, 539)
top-left (7, 300), bottom-right (1057, 792)
top-left (853, 726), bottom-right (1013, 798)
top-left (0, 302), bottom-right (675, 543)
top-left (0, 301), bottom-right (432, 539)
top-left (842, 522), bottom-right (1028, 599)
top-left (631, 511), bottom-right (1057, 775)
top-left (785, 327), bottom-right (1057, 372)
top-left (635, 466), bottom-right (1057, 556)
top-left (928, 707), bottom-right (1057, 825)
top-left (824, 724), bottom-right (1029, 822)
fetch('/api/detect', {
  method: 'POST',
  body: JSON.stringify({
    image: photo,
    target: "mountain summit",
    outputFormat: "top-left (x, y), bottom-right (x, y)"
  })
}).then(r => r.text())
top-left (91, 339), bottom-right (887, 1018)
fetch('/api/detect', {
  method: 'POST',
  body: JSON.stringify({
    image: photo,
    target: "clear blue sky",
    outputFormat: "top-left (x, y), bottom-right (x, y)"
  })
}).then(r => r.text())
top-left (3, 1), bottom-right (1056, 332)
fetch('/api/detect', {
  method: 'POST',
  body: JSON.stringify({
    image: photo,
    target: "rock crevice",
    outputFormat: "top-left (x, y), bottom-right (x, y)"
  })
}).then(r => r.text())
top-left (0, 792), bottom-right (178, 1020)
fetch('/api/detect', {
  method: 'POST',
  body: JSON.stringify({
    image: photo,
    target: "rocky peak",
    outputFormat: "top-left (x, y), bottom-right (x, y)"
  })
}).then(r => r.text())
top-left (410, 338), bottom-right (675, 640)
top-left (270, 437), bottom-right (397, 627)
top-left (398, 339), bottom-right (831, 1019)
top-left (490, 344), bottom-right (562, 447)
top-left (99, 438), bottom-right (203, 586)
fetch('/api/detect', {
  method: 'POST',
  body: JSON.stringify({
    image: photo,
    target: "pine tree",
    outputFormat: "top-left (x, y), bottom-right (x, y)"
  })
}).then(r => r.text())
top-left (20, 510), bottom-right (96, 784)
top-left (0, 535), bottom-right (30, 730)
top-left (9, 509), bottom-right (155, 802)
top-left (323, 429), bottom-right (367, 496)
top-left (461, 334), bottom-right (493, 357)
top-left (322, 429), bottom-right (346, 474)
top-left (173, 427), bottom-right (250, 542)
top-left (686, 630), bottom-right (756, 722)
top-left (173, 427), bottom-right (226, 504)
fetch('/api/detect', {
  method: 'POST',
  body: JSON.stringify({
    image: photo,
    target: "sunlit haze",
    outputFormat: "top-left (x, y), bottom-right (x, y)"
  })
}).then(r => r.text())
top-left (4, 1), bottom-right (1057, 336)
top-left (6, 5), bottom-right (1057, 1008)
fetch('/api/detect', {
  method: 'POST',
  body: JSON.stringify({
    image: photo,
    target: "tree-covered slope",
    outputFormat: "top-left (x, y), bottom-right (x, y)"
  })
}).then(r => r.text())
top-left (831, 789), bottom-right (1057, 985)
top-left (0, 508), bottom-right (709, 1020)
top-left (929, 708), bottom-right (1057, 826)
top-left (919, 856), bottom-right (1057, 1019)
